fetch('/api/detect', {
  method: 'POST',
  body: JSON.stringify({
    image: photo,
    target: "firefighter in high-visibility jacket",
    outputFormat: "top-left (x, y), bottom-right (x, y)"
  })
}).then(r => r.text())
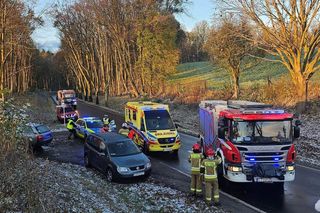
top-left (189, 143), bottom-right (203, 195)
top-left (202, 148), bottom-right (222, 205)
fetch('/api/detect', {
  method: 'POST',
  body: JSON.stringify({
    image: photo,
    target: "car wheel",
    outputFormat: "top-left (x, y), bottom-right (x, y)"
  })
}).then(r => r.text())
top-left (106, 168), bottom-right (114, 182)
top-left (73, 131), bottom-right (78, 138)
top-left (84, 154), bottom-right (91, 168)
top-left (142, 173), bottom-right (151, 181)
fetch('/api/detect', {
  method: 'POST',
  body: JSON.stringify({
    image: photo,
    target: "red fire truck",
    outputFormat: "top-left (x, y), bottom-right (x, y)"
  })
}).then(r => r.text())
top-left (199, 100), bottom-right (301, 185)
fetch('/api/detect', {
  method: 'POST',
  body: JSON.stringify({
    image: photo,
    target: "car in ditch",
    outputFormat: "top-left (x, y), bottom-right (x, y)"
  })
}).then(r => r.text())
top-left (84, 132), bottom-right (151, 181)
top-left (22, 123), bottom-right (53, 148)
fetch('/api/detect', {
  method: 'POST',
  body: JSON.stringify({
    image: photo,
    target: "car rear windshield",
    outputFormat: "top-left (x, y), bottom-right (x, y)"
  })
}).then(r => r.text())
top-left (36, 125), bottom-right (50, 134)
top-left (107, 140), bottom-right (141, 157)
top-left (86, 120), bottom-right (104, 128)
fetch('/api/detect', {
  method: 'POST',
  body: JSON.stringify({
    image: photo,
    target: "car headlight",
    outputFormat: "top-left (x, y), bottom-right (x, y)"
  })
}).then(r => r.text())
top-left (146, 162), bottom-right (151, 169)
top-left (147, 133), bottom-right (158, 142)
top-left (176, 134), bottom-right (180, 141)
top-left (73, 101), bottom-right (77, 105)
top-left (117, 167), bottom-right (130, 173)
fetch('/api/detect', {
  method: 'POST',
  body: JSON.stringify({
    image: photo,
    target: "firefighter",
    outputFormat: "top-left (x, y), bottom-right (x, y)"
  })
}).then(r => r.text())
top-left (67, 119), bottom-right (76, 140)
top-left (189, 143), bottom-right (203, 196)
top-left (202, 148), bottom-right (222, 206)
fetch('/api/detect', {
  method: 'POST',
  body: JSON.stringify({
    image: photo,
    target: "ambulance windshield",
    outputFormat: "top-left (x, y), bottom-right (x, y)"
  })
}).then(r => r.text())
top-left (144, 110), bottom-right (175, 131)
top-left (232, 120), bottom-right (292, 144)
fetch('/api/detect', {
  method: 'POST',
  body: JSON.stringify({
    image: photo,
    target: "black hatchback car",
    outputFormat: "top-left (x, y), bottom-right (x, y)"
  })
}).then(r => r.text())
top-left (84, 132), bottom-right (151, 181)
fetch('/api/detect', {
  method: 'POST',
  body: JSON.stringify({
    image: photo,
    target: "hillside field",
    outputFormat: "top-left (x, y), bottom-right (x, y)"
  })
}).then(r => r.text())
top-left (170, 60), bottom-right (320, 89)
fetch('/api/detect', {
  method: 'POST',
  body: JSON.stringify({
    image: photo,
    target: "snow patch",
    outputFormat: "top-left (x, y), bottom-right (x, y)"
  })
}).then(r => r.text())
top-left (315, 199), bottom-right (320, 212)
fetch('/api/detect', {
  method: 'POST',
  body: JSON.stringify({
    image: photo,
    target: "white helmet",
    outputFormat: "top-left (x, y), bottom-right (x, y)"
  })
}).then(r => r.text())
top-left (122, 123), bottom-right (128, 129)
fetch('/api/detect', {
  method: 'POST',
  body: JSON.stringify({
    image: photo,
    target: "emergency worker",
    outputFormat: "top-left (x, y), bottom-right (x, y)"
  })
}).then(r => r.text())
top-left (202, 148), bottom-right (222, 205)
top-left (189, 143), bottom-right (203, 196)
top-left (67, 119), bottom-right (76, 140)
top-left (103, 115), bottom-right (111, 125)
top-left (119, 123), bottom-right (130, 136)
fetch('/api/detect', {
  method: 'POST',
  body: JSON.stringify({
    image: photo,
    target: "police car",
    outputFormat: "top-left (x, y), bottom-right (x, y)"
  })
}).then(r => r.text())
top-left (74, 117), bottom-right (106, 139)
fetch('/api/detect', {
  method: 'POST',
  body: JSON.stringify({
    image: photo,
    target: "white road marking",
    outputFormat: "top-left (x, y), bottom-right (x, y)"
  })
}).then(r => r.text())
top-left (315, 199), bottom-right (320, 212)
top-left (159, 161), bottom-right (266, 213)
top-left (296, 164), bottom-right (320, 173)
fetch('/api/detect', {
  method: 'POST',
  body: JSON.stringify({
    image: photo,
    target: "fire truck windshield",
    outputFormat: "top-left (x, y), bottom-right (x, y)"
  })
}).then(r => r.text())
top-left (232, 120), bottom-right (292, 144)
top-left (145, 110), bottom-right (175, 131)
top-left (64, 94), bottom-right (75, 98)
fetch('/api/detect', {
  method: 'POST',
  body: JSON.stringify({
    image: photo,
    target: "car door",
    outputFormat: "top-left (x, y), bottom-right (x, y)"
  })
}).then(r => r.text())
top-left (75, 119), bottom-right (85, 138)
top-left (93, 137), bottom-right (107, 171)
top-left (84, 135), bottom-right (95, 166)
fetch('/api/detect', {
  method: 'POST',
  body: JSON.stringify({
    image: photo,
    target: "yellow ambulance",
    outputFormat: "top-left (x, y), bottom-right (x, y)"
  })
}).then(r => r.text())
top-left (125, 102), bottom-right (181, 154)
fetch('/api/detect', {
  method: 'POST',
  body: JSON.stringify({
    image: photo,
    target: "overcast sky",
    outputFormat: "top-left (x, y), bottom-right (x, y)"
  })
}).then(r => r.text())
top-left (31, 0), bottom-right (214, 53)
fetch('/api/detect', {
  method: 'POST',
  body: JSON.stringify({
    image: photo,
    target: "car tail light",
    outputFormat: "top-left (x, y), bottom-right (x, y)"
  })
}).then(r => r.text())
top-left (221, 140), bottom-right (241, 163)
top-left (36, 135), bottom-right (44, 142)
top-left (286, 144), bottom-right (296, 163)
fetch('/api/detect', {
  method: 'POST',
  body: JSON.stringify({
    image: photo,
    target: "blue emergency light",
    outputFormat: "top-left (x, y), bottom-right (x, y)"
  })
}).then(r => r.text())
top-left (249, 158), bottom-right (255, 161)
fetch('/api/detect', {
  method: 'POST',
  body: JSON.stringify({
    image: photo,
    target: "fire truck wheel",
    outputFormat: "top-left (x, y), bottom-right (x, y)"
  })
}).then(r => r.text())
top-left (217, 162), bottom-right (226, 186)
top-left (274, 182), bottom-right (284, 190)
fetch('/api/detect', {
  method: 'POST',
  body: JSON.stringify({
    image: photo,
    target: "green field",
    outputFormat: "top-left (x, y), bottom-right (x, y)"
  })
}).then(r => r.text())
top-left (170, 60), bottom-right (320, 89)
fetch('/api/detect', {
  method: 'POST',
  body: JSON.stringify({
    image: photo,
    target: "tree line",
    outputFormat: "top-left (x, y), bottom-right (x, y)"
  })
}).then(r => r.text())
top-left (0, 0), bottom-right (39, 100)
top-left (53, 0), bottom-right (188, 104)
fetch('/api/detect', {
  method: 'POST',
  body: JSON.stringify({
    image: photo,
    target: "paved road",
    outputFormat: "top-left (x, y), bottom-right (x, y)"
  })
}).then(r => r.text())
top-left (46, 99), bottom-right (320, 213)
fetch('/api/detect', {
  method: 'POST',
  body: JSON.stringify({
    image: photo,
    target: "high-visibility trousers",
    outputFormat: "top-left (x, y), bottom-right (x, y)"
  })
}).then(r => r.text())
top-left (205, 179), bottom-right (219, 203)
top-left (190, 174), bottom-right (202, 194)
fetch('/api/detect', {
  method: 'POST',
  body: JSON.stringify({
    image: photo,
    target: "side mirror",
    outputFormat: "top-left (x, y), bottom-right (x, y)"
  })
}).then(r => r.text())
top-left (294, 126), bottom-right (300, 139)
top-left (218, 127), bottom-right (226, 139)
top-left (295, 120), bottom-right (302, 126)
top-left (175, 123), bottom-right (179, 129)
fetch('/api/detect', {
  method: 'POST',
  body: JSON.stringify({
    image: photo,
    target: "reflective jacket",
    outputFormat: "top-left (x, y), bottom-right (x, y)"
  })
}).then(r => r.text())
top-left (189, 153), bottom-right (203, 175)
top-left (202, 156), bottom-right (222, 181)
top-left (67, 120), bottom-right (75, 130)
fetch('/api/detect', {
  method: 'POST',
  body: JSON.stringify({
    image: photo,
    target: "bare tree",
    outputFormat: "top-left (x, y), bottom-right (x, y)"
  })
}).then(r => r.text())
top-left (223, 0), bottom-right (320, 106)
top-left (205, 17), bottom-right (253, 98)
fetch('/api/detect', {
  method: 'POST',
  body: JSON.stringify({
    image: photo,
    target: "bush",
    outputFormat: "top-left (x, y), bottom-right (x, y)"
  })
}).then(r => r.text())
top-left (0, 99), bottom-right (43, 212)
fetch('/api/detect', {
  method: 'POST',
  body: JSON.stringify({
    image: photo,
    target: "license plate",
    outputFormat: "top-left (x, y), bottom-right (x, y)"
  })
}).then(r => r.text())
top-left (163, 148), bottom-right (172, 152)
top-left (254, 177), bottom-right (273, 183)
top-left (133, 172), bottom-right (145, 177)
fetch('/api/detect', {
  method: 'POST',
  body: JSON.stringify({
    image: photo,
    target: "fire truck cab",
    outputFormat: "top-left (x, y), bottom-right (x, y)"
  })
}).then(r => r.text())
top-left (125, 102), bottom-right (181, 154)
top-left (199, 100), bottom-right (301, 184)
top-left (57, 90), bottom-right (77, 109)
